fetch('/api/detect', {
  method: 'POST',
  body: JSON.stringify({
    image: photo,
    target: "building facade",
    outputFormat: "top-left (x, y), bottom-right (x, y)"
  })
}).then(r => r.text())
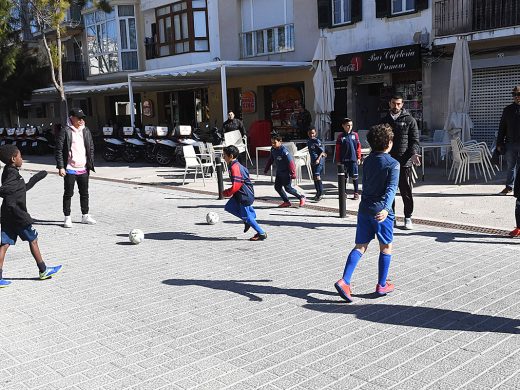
top-left (431, 0), bottom-right (520, 145)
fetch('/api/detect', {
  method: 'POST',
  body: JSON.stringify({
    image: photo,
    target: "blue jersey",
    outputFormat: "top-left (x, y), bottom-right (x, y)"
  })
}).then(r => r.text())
top-left (307, 138), bottom-right (324, 162)
top-left (358, 152), bottom-right (400, 216)
top-left (269, 145), bottom-right (294, 176)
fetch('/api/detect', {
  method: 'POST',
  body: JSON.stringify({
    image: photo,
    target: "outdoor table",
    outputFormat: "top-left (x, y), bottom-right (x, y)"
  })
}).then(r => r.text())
top-left (420, 141), bottom-right (452, 180)
top-left (256, 146), bottom-right (273, 182)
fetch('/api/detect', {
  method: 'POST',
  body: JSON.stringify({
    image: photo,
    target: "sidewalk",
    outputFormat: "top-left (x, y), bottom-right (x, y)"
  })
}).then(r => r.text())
top-left (22, 154), bottom-right (517, 234)
top-left (0, 167), bottom-right (518, 390)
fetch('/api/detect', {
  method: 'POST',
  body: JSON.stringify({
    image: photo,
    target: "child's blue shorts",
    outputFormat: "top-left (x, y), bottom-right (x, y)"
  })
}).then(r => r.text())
top-left (343, 161), bottom-right (359, 178)
top-left (1, 225), bottom-right (38, 245)
top-left (312, 161), bottom-right (324, 177)
top-left (355, 212), bottom-right (394, 245)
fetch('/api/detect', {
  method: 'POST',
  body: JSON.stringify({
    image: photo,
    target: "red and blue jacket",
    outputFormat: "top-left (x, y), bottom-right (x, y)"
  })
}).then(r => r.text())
top-left (335, 131), bottom-right (361, 163)
top-left (223, 160), bottom-right (255, 206)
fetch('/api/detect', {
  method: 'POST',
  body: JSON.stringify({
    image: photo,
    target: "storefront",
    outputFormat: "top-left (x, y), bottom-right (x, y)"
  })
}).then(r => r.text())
top-left (335, 44), bottom-right (423, 132)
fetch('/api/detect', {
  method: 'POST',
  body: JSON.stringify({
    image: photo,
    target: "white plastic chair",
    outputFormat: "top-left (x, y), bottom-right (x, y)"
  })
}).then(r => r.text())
top-left (224, 130), bottom-right (253, 166)
top-left (182, 145), bottom-right (214, 186)
top-left (293, 146), bottom-right (312, 183)
top-left (449, 138), bottom-right (491, 183)
top-left (456, 138), bottom-right (495, 181)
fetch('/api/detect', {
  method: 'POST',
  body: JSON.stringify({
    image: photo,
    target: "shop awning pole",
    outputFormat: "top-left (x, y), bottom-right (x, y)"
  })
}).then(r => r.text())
top-left (128, 75), bottom-right (135, 127)
top-left (220, 64), bottom-right (228, 123)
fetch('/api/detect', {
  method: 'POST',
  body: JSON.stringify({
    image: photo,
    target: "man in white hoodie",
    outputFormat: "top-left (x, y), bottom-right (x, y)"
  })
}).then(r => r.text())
top-left (55, 108), bottom-right (96, 228)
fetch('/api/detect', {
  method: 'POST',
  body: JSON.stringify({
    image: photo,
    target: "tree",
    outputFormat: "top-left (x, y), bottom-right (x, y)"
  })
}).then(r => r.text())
top-left (0, 0), bottom-right (20, 82)
top-left (4, 0), bottom-right (111, 121)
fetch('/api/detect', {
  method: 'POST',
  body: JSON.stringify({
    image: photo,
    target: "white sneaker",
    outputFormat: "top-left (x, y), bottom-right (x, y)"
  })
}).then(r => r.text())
top-left (81, 214), bottom-right (97, 225)
top-left (63, 216), bottom-right (72, 228)
top-left (404, 218), bottom-right (413, 230)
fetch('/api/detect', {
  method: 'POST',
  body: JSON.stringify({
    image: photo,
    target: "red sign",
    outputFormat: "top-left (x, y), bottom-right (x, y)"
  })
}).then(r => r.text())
top-left (241, 91), bottom-right (256, 114)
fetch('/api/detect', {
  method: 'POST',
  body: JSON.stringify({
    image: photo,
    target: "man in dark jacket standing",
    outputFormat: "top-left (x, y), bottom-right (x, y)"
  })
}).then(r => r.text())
top-left (496, 85), bottom-right (520, 195)
top-left (223, 111), bottom-right (245, 137)
top-left (55, 108), bottom-right (96, 228)
top-left (381, 95), bottom-right (420, 230)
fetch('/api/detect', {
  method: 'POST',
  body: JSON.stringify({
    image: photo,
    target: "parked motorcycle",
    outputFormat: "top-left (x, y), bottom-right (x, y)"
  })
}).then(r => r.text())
top-left (102, 126), bottom-right (126, 161)
top-left (154, 126), bottom-right (178, 166)
top-left (122, 126), bottom-right (147, 163)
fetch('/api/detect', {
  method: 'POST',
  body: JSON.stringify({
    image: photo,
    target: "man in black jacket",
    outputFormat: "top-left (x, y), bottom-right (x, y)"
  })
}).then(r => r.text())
top-left (381, 95), bottom-right (420, 230)
top-left (223, 111), bottom-right (245, 137)
top-left (496, 85), bottom-right (520, 195)
top-left (55, 108), bottom-right (96, 228)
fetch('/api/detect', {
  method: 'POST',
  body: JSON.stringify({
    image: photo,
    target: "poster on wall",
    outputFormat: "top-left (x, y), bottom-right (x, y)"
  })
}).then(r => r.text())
top-left (241, 91), bottom-right (256, 114)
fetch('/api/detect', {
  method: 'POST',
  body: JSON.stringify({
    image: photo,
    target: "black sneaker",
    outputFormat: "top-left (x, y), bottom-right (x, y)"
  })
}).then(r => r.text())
top-left (243, 223), bottom-right (251, 233)
top-left (250, 232), bottom-right (267, 241)
top-left (499, 187), bottom-right (513, 195)
top-left (315, 194), bottom-right (323, 202)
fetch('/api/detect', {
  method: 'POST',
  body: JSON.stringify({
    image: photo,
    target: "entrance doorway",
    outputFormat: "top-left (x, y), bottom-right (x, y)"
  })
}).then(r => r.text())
top-left (355, 83), bottom-right (383, 130)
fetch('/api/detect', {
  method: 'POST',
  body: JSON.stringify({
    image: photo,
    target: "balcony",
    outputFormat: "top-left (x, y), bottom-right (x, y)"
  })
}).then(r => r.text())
top-left (434, 0), bottom-right (520, 37)
top-left (240, 24), bottom-right (294, 59)
top-left (62, 62), bottom-right (86, 81)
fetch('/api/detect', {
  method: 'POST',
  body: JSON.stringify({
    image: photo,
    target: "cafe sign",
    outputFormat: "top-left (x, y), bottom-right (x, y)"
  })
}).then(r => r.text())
top-left (336, 44), bottom-right (422, 78)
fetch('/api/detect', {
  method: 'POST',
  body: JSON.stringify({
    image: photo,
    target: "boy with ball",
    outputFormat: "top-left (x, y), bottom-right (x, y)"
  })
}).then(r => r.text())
top-left (222, 145), bottom-right (267, 241)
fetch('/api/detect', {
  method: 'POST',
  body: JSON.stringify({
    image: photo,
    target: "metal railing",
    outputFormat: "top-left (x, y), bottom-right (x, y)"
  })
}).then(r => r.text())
top-left (434, 0), bottom-right (520, 36)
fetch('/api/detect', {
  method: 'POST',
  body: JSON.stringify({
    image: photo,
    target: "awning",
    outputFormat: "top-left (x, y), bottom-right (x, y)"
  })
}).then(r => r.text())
top-left (31, 82), bottom-right (128, 97)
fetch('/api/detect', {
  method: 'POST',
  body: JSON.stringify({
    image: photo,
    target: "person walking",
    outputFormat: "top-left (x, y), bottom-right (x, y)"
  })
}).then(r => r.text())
top-left (381, 95), bottom-right (420, 230)
top-left (496, 85), bottom-right (520, 195)
top-left (55, 108), bottom-right (96, 228)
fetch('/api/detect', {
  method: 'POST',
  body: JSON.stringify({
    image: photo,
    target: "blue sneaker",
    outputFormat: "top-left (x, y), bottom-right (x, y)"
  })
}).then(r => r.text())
top-left (39, 265), bottom-right (63, 280)
top-left (0, 279), bottom-right (12, 288)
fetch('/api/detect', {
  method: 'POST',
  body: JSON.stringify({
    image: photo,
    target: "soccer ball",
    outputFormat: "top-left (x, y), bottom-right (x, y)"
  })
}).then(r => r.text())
top-left (129, 229), bottom-right (145, 244)
top-left (206, 212), bottom-right (219, 225)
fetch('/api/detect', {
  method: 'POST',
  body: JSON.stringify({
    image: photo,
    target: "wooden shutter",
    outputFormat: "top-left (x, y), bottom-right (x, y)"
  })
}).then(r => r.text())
top-left (375, 0), bottom-right (390, 18)
top-left (351, 0), bottom-right (362, 23)
top-left (317, 0), bottom-right (331, 28)
top-left (416, 0), bottom-right (429, 11)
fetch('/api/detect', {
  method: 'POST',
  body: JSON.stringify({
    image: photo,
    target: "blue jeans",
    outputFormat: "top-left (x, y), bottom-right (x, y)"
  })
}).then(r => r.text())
top-left (505, 143), bottom-right (520, 188)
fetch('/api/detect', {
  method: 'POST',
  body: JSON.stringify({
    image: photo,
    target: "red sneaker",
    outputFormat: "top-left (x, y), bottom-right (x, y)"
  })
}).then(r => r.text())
top-left (375, 281), bottom-right (395, 296)
top-left (509, 227), bottom-right (520, 237)
top-left (334, 279), bottom-right (353, 303)
top-left (299, 196), bottom-right (306, 207)
top-left (278, 202), bottom-right (291, 208)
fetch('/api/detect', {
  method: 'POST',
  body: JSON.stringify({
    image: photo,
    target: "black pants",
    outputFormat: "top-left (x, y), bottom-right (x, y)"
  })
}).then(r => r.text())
top-left (63, 173), bottom-right (89, 216)
top-left (392, 166), bottom-right (414, 218)
top-left (274, 175), bottom-right (302, 202)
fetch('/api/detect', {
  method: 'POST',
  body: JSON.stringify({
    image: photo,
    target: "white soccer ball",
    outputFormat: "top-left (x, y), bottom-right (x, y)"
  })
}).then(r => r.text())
top-left (206, 212), bottom-right (219, 225)
top-left (129, 229), bottom-right (145, 244)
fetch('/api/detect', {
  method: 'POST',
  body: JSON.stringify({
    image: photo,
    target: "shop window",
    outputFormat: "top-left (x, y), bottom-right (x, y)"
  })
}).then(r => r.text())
top-left (376, 0), bottom-right (428, 18)
top-left (155, 0), bottom-right (209, 57)
top-left (317, 0), bottom-right (362, 28)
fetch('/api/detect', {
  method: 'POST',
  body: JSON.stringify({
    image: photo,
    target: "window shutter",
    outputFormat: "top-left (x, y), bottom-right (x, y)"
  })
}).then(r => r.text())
top-left (416, 0), bottom-right (429, 11)
top-left (375, 0), bottom-right (390, 18)
top-left (351, 0), bottom-right (362, 23)
top-left (317, 0), bottom-right (331, 28)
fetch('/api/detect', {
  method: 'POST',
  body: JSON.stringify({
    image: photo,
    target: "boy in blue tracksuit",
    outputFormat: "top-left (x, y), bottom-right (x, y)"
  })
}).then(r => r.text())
top-left (307, 127), bottom-right (326, 201)
top-left (334, 124), bottom-right (400, 302)
top-left (264, 134), bottom-right (306, 207)
top-left (222, 145), bottom-right (267, 241)
top-left (335, 118), bottom-right (362, 199)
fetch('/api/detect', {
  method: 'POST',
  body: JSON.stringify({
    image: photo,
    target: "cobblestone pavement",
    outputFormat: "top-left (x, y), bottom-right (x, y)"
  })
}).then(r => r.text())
top-left (0, 171), bottom-right (519, 390)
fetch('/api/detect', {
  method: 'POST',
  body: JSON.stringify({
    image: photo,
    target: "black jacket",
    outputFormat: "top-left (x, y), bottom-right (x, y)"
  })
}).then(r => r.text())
top-left (55, 125), bottom-right (95, 171)
top-left (0, 166), bottom-right (47, 229)
top-left (381, 109), bottom-right (420, 167)
top-left (223, 118), bottom-right (245, 137)
top-left (497, 103), bottom-right (520, 147)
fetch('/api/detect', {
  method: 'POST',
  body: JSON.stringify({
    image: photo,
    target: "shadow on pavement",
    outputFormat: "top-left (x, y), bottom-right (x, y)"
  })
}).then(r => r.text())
top-left (254, 219), bottom-right (356, 229)
top-left (302, 303), bottom-right (520, 334)
top-left (395, 230), bottom-right (517, 244)
top-left (162, 278), bottom-right (338, 303)
top-left (116, 232), bottom-right (238, 241)
top-left (177, 204), bottom-right (222, 209)
top-left (412, 192), bottom-right (502, 198)
top-left (32, 219), bottom-right (64, 226)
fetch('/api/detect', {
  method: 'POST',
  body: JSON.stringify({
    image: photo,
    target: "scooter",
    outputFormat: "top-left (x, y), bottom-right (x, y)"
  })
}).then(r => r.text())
top-left (122, 126), bottom-right (147, 163)
top-left (102, 126), bottom-right (126, 161)
top-left (154, 126), bottom-right (178, 166)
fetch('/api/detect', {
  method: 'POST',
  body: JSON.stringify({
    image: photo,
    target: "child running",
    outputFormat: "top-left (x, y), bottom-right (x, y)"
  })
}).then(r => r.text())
top-left (0, 145), bottom-right (62, 287)
top-left (335, 118), bottom-right (361, 200)
top-left (307, 127), bottom-right (326, 201)
top-left (334, 124), bottom-right (399, 302)
top-left (223, 145), bottom-right (267, 241)
top-left (264, 133), bottom-right (306, 207)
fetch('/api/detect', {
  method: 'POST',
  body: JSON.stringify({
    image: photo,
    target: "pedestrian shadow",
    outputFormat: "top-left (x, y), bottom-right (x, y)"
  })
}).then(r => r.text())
top-left (116, 232), bottom-right (237, 242)
top-left (162, 278), bottom-right (338, 303)
top-left (254, 219), bottom-right (356, 230)
top-left (177, 205), bottom-right (222, 209)
top-left (302, 303), bottom-right (520, 334)
top-left (32, 219), bottom-right (64, 226)
top-left (394, 230), bottom-right (517, 244)
top-left (4, 277), bottom-right (42, 281)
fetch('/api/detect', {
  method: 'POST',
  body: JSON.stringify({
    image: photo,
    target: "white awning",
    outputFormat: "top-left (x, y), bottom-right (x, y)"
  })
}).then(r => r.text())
top-left (31, 82), bottom-right (128, 96)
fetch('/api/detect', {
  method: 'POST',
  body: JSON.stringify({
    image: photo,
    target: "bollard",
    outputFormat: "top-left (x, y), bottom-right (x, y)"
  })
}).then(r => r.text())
top-left (215, 156), bottom-right (224, 200)
top-left (337, 164), bottom-right (346, 218)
